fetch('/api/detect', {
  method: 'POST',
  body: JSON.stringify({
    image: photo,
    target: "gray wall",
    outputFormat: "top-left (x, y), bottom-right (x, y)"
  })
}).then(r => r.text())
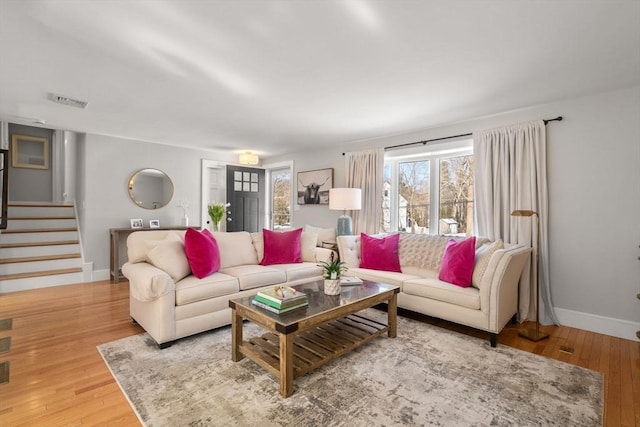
top-left (8, 124), bottom-right (54, 202)
top-left (77, 134), bottom-right (236, 272)
top-left (270, 86), bottom-right (640, 340)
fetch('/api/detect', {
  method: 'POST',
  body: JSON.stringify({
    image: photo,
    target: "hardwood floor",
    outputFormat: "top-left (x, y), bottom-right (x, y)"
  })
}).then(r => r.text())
top-left (0, 281), bottom-right (638, 426)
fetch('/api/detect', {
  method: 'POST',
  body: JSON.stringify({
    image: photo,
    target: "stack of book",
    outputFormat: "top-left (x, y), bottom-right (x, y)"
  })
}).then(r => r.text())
top-left (252, 286), bottom-right (309, 314)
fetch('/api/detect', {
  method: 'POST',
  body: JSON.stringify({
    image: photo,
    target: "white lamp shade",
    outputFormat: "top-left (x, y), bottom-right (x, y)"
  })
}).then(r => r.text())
top-left (329, 188), bottom-right (362, 211)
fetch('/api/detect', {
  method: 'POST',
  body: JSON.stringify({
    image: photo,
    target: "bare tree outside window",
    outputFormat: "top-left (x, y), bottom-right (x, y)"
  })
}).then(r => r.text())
top-left (398, 160), bottom-right (430, 233)
top-left (439, 155), bottom-right (474, 235)
top-left (272, 170), bottom-right (291, 229)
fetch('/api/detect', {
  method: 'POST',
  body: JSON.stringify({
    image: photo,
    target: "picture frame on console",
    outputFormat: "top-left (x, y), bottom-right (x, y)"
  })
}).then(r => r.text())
top-left (130, 218), bottom-right (143, 229)
top-left (149, 219), bottom-right (160, 228)
top-left (297, 168), bottom-right (333, 205)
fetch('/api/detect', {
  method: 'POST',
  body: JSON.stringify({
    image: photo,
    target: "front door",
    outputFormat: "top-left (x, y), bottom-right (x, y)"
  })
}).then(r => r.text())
top-left (226, 165), bottom-right (265, 232)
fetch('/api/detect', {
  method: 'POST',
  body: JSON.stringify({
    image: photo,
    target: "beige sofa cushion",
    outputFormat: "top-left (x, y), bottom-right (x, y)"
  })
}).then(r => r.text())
top-left (212, 231), bottom-right (258, 268)
top-left (270, 262), bottom-right (323, 282)
top-left (145, 232), bottom-right (191, 281)
top-left (304, 224), bottom-right (336, 246)
top-left (127, 230), bottom-right (186, 263)
top-left (175, 273), bottom-right (240, 306)
top-left (219, 264), bottom-right (286, 290)
top-left (403, 278), bottom-right (481, 310)
top-left (344, 267), bottom-right (420, 288)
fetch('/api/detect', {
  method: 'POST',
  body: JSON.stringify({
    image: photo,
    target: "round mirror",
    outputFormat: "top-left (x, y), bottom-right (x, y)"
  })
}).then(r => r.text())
top-left (128, 168), bottom-right (174, 209)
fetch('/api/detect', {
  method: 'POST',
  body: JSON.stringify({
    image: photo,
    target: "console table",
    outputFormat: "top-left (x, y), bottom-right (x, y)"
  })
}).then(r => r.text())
top-left (110, 227), bottom-right (188, 283)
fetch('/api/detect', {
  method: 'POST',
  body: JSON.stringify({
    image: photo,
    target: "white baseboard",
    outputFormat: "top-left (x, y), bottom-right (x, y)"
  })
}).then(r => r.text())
top-left (554, 307), bottom-right (640, 342)
top-left (91, 268), bottom-right (110, 282)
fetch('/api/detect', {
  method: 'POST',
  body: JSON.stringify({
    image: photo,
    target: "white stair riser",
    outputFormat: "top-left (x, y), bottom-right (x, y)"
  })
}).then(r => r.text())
top-left (7, 218), bottom-right (77, 230)
top-left (0, 244), bottom-right (80, 258)
top-left (8, 206), bottom-right (75, 217)
top-left (0, 272), bottom-right (84, 293)
top-left (1, 257), bottom-right (82, 275)
top-left (0, 231), bottom-right (79, 244)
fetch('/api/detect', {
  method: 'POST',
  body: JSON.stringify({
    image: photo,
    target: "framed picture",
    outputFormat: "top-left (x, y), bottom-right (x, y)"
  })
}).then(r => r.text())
top-left (149, 219), bottom-right (160, 229)
top-left (297, 168), bottom-right (333, 205)
top-left (130, 218), bottom-right (143, 229)
top-left (11, 134), bottom-right (49, 169)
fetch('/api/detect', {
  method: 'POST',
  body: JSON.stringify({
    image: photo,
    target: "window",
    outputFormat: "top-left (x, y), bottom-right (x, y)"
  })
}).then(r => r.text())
top-left (383, 140), bottom-right (474, 236)
top-left (270, 168), bottom-right (291, 229)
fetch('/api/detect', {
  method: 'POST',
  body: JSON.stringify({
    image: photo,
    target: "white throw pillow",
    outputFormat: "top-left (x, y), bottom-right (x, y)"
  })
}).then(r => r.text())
top-left (304, 224), bottom-right (336, 247)
top-left (145, 232), bottom-right (191, 281)
top-left (472, 239), bottom-right (504, 289)
top-left (301, 229), bottom-right (319, 262)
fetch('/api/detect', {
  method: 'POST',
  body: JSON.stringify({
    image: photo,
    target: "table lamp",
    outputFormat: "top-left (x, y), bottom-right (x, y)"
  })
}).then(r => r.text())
top-left (329, 188), bottom-right (362, 236)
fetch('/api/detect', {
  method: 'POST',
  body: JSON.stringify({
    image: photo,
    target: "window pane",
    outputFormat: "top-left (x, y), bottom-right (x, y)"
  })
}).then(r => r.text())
top-left (439, 155), bottom-right (474, 236)
top-left (398, 160), bottom-right (430, 233)
top-left (382, 163), bottom-right (391, 232)
top-left (271, 170), bottom-right (291, 229)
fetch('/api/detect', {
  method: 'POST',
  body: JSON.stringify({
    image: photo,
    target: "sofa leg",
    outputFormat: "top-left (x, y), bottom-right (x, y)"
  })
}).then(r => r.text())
top-left (489, 333), bottom-right (497, 348)
top-left (158, 341), bottom-right (174, 349)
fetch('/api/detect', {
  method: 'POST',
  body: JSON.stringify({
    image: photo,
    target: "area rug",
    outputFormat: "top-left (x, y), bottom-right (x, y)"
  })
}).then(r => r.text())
top-left (98, 310), bottom-right (603, 426)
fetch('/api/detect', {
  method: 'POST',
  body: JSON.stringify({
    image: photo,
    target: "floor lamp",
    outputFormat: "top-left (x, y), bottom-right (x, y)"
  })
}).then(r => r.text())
top-left (511, 209), bottom-right (549, 342)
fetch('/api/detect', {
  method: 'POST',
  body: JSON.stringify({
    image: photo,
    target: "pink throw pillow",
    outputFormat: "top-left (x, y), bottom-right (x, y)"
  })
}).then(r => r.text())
top-left (260, 228), bottom-right (303, 265)
top-left (359, 233), bottom-right (401, 272)
top-left (184, 228), bottom-right (220, 279)
top-left (438, 236), bottom-right (476, 287)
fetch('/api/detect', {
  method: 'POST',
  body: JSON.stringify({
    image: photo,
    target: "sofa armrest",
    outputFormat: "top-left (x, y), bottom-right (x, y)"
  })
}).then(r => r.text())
top-left (480, 245), bottom-right (532, 331)
top-left (336, 235), bottom-right (360, 268)
top-left (315, 247), bottom-right (337, 263)
top-left (122, 262), bottom-right (176, 302)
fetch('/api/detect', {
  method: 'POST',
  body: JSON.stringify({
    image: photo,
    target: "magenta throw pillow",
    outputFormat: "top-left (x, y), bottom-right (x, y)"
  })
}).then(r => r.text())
top-left (438, 236), bottom-right (476, 287)
top-left (260, 228), bottom-right (303, 265)
top-left (359, 233), bottom-right (401, 272)
top-left (184, 228), bottom-right (220, 279)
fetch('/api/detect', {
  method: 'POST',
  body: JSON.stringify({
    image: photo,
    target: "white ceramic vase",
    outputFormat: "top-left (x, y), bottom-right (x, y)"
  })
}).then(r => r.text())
top-left (324, 279), bottom-right (341, 295)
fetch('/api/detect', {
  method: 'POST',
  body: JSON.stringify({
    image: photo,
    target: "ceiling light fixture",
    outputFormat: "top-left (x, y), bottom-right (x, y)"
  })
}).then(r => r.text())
top-left (238, 152), bottom-right (259, 165)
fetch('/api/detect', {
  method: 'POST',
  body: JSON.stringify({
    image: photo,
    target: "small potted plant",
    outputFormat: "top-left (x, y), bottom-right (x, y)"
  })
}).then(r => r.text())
top-left (317, 252), bottom-right (346, 295)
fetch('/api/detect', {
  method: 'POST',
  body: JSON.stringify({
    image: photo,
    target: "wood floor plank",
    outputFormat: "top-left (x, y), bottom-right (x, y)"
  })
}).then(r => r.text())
top-left (0, 282), bottom-right (637, 426)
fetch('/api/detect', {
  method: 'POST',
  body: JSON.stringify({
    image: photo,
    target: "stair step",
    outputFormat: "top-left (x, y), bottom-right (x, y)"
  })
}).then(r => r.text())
top-left (6, 219), bottom-right (77, 231)
top-left (0, 267), bottom-right (83, 281)
top-left (8, 203), bottom-right (73, 208)
top-left (0, 257), bottom-right (82, 275)
top-left (8, 216), bottom-right (76, 220)
top-left (0, 240), bottom-right (79, 248)
top-left (1, 228), bottom-right (77, 234)
top-left (0, 253), bottom-right (81, 264)
top-left (0, 243), bottom-right (80, 258)
top-left (8, 204), bottom-right (75, 218)
top-left (0, 231), bottom-right (79, 244)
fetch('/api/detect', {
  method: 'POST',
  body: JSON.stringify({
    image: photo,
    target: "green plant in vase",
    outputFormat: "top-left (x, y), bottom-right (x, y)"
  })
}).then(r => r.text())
top-left (317, 252), bottom-right (347, 280)
top-left (208, 202), bottom-right (230, 231)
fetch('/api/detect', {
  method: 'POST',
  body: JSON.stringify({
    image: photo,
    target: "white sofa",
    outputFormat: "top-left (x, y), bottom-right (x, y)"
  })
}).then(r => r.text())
top-left (122, 229), bottom-right (334, 348)
top-left (337, 233), bottom-right (531, 347)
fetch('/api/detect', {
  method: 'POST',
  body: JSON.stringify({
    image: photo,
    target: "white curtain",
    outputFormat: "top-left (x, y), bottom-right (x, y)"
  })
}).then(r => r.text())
top-left (344, 148), bottom-right (384, 235)
top-left (474, 120), bottom-right (558, 325)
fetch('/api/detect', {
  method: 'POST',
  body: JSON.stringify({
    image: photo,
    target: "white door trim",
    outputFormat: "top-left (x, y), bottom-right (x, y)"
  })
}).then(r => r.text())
top-left (201, 159), bottom-right (227, 229)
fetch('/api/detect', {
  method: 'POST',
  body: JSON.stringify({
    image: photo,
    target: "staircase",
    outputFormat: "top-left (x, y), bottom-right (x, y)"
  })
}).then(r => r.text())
top-left (0, 203), bottom-right (83, 293)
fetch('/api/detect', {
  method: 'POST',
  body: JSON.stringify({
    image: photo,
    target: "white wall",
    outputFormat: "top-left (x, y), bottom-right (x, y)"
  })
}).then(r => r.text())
top-left (78, 134), bottom-right (236, 275)
top-left (271, 86), bottom-right (640, 340)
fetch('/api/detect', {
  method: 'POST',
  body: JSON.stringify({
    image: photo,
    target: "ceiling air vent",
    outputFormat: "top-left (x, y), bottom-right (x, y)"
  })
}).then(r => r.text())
top-left (49, 93), bottom-right (89, 109)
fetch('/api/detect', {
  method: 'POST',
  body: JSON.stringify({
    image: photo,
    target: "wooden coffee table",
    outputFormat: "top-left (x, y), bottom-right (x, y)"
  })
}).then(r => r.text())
top-left (229, 280), bottom-right (399, 397)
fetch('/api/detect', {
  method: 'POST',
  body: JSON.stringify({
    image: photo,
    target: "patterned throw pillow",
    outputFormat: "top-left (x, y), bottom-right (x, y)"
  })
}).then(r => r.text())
top-left (471, 239), bottom-right (504, 289)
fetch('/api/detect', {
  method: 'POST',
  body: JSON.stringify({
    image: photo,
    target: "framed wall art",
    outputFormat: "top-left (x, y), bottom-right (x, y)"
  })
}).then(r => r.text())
top-left (297, 168), bottom-right (333, 205)
top-left (11, 134), bottom-right (49, 169)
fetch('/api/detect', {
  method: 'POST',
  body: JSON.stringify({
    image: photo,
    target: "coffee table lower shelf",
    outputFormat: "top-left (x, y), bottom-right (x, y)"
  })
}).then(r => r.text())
top-left (239, 313), bottom-right (389, 381)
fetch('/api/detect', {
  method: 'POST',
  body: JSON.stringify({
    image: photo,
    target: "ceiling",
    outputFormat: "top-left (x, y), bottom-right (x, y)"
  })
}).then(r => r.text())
top-left (1, 1), bottom-right (638, 159)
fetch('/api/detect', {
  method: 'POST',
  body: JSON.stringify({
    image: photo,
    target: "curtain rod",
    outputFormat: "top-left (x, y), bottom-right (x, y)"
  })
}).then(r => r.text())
top-left (343, 115), bottom-right (563, 154)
